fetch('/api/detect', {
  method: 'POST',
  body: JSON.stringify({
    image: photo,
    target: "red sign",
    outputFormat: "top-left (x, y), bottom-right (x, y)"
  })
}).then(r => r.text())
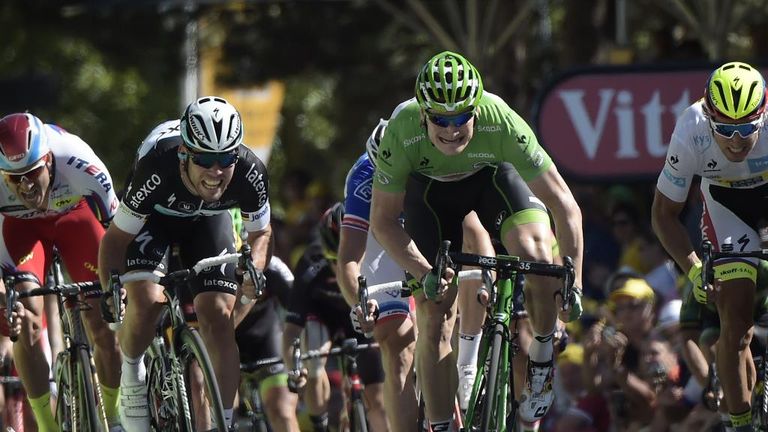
top-left (534, 66), bottom-right (768, 179)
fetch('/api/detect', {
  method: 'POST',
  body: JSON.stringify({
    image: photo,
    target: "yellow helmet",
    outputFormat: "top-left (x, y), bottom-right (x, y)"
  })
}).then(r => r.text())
top-left (705, 62), bottom-right (767, 120)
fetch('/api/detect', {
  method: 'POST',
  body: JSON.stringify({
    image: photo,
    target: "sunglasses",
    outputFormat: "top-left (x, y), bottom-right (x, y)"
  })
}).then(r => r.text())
top-left (3, 162), bottom-right (47, 184)
top-left (188, 151), bottom-right (239, 169)
top-left (709, 116), bottom-right (763, 139)
top-left (427, 110), bottom-right (475, 128)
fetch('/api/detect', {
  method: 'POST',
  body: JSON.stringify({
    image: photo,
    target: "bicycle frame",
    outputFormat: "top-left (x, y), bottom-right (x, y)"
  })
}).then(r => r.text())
top-left (113, 250), bottom-right (249, 431)
top-left (290, 338), bottom-right (379, 432)
top-left (445, 241), bottom-right (574, 432)
top-left (4, 248), bottom-right (108, 431)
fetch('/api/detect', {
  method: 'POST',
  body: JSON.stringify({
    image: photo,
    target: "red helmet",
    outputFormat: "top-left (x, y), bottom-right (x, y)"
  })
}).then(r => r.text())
top-left (0, 113), bottom-right (50, 173)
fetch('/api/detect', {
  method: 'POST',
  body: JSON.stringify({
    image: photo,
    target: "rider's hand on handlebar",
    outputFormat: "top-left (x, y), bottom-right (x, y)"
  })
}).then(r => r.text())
top-left (288, 367), bottom-right (308, 390)
top-left (350, 299), bottom-right (379, 338)
top-left (559, 287), bottom-right (583, 323)
top-left (100, 287), bottom-right (126, 324)
top-left (421, 266), bottom-right (455, 302)
top-left (238, 267), bottom-right (266, 305)
top-left (6, 302), bottom-right (24, 340)
top-left (688, 262), bottom-right (711, 304)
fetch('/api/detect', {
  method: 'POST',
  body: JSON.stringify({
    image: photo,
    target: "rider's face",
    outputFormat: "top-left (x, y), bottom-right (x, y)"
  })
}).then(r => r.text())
top-left (425, 110), bottom-right (475, 156)
top-left (180, 148), bottom-right (236, 202)
top-left (4, 154), bottom-right (52, 210)
top-left (709, 110), bottom-right (763, 162)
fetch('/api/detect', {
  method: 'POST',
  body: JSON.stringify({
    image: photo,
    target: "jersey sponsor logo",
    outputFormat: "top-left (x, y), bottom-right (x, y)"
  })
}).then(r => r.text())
top-left (691, 134), bottom-right (712, 152)
top-left (203, 279), bottom-right (238, 291)
top-left (353, 177), bottom-right (373, 202)
top-left (727, 176), bottom-right (764, 188)
top-left (662, 168), bottom-right (686, 187)
top-left (529, 150), bottom-right (545, 167)
top-left (177, 202), bottom-right (196, 213)
top-left (403, 135), bottom-right (425, 148)
top-left (134, 231), bottom-right (154, 255)
top-left (748, 155), bottom-right (768, 173)
top-left (126, 257), bottom-right (161, 268)
top-left (66, 156), bottom-right (112, 192)
top-left (477, 125), bottom-right (501, 133)
top-left (52, 197), bottom-right (75, 208)
top-left (667, 154), bottom-right (679, 170)
top-left (128, 174), bottom-right (162, 209)
top-left (376, 170), bottom-right (392, 185)
top-left (245, 163), bottom-right (268, 208)
top-left (467, 152), bottom-right (496, 158)
top-left (6, 152), bottom-right (25, 162)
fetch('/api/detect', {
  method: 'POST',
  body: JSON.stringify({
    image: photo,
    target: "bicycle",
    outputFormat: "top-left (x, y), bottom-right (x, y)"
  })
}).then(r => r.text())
top-left (5, 248), bottom-right (109, 431)
top-left (237, 356), bottom-right (286, 432)
top-left (701, 240), bottom-right (768, 431)
top-left (0, 361), bottom-right (25, 432)
top-left (423, 240), bottom-right (574, 432)
top-left (357, 271), bottom-right (483, 432)
top-left (110, 247), bottom-right (258, 432)
top-left (289, 337), bottom-right (379, 432)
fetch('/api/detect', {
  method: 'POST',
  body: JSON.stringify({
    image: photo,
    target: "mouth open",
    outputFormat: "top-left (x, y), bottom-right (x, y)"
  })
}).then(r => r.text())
top-left (201, 179), bottom-right (223, 190)
top-left (439, 136), bottom-right (464, 145)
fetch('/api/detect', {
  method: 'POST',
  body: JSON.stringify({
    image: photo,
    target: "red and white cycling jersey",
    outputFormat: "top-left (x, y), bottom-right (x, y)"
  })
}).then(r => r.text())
top-left (0, 124), bottom-right (118, 281)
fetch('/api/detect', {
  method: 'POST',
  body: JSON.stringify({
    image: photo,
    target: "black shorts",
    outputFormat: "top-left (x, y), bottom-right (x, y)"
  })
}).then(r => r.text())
top-left (125, 213), bottom-right (239, 297)
top-left (404, 163), bottom-right (547, 261)
top-left (236, 297), bottom-right (285, 373)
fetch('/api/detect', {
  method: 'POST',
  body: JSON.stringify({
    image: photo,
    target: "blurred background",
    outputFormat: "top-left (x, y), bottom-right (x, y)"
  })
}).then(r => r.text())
top-left (5, 0), bottom-right (768, 270)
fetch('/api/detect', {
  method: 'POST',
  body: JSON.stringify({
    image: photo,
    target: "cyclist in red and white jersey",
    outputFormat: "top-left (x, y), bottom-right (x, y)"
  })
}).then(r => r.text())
top-left (0, 112), bottom-right (122, 431)
top-left (652, 61), bottom-right (768, 432)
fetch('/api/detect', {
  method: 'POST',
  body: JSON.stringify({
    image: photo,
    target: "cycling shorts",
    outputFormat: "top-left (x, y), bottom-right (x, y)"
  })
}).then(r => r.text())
top-left (403, 163), bottom-right (549, 262)
top-left (1, 199), bottom-right (103, 297)
top-left (702, 182), bottom-right (768, 266)
top-left (125, 213), bottom-right (238, 297)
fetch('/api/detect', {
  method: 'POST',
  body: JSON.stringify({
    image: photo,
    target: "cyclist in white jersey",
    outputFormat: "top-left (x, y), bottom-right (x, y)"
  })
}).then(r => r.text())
top-left (652, 61), bottom-right (768, 432)
top-left (0, 113), bottom-right (122, 431)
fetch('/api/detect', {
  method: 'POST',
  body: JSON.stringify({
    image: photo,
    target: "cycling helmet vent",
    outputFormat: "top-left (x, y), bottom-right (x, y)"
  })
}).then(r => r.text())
top-left (706, 62), bottom-right (767, 120)
top-left (415, 51), bottom-right (483, 113)
top-left (180, 96), bottom-right (243, 153)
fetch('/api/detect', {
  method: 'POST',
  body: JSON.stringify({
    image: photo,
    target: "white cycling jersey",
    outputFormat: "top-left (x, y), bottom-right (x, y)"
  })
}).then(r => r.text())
top-left (657, 101), bottom-right (768, 202)
top-left (0, 124), bottom-right (118, 222)
top-left (657, 101), bottom-right (768, 253)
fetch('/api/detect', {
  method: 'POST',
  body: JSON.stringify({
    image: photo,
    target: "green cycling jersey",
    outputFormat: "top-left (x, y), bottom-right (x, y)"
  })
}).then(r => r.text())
top-left (372, 93), bottom-right (553, 193)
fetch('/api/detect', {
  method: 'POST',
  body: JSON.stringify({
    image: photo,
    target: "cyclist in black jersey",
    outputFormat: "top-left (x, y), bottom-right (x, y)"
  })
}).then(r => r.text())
top-left (282, 204), bottom-right (387, 432)
top-left (98, 96), bottom-right (272, 431)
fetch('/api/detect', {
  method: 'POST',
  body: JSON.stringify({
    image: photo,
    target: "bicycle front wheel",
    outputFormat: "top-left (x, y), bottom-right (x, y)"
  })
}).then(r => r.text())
top-left (350, 398), bottom-right (369, 432)
top-left (481, 323), bottom-right (508, 432)
top-left (77, 346), bottom-right (108, 431)
top-left (176, 326), bottom-right (228, 431)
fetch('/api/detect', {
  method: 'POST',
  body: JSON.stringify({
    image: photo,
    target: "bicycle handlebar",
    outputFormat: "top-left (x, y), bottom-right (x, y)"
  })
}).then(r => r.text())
top-left (700, 240), bottom-right (768, 286)
top-left (4, 277), bottom-right (101, 342)
top-left (108, 251), bottom-right (244, 325)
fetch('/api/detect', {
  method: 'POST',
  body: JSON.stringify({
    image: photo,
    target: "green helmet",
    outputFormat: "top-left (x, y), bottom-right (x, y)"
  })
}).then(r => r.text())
top-left (415, 51), bottom-right (483, 113)
top-left (705, 62), bottom-right (767, 120)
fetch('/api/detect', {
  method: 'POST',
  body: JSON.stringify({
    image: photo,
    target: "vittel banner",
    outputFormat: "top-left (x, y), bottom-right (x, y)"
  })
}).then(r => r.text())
top-left (534, 66), bottom-right (768, 179)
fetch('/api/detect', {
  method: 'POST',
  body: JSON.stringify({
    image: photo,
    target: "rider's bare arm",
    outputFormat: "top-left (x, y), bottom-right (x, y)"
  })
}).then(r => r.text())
top-left (97, 223), bottom-right (136, 289)
top-left (370, 188), bottom-right (431, 280)
top-left (651, 188), bottom-right (699, 274)
top-left (337, 227), bottom-right (367, 307)
top-left (527, 165), bottom-right (584, 286)
top-left (245, 224), bottom-right (273, 271)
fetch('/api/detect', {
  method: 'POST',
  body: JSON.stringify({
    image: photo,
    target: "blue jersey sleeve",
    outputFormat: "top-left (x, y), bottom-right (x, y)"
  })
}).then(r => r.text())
top-left (342, 154), bottom-right (375, 232)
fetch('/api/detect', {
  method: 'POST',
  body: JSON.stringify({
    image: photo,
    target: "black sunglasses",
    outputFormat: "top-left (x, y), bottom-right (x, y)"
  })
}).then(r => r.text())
top-left (188, 151), bottom-right (239, 169)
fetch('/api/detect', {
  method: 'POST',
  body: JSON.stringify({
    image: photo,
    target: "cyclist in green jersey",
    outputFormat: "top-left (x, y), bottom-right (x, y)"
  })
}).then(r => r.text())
top-left (369, 51), bottom-right (584, 429)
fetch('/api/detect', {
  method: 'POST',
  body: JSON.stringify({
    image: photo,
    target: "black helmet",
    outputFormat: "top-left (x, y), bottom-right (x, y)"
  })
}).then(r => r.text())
top-left (318, 201), bottom-right (344, 254)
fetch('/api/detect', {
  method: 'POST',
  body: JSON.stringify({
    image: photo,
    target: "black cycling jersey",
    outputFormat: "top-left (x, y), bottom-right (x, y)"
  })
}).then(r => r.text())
top-left (116, 123), bottom-right (269, 234)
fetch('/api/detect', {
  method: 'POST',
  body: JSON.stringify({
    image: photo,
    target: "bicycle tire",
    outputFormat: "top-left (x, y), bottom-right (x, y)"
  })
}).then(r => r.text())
top-left (481, 323), bottom-right (506, 432)
top-left (54, 351), bottom-right (75, 431)
top-left (753, 354), bottom-right (768, 431)
top-left (75, 345), bottom-right (108, 431)
top-left (350, 398), bottom-right (369, 432)
top-left (176, 326), bottom-right (228, 431)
